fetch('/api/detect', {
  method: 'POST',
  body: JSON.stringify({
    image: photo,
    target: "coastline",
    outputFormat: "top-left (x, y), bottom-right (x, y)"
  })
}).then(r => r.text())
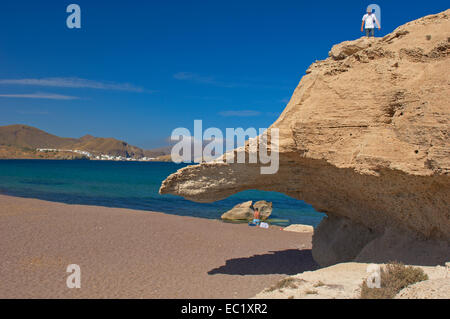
top-left (0, 194), bottom-right (317, 298)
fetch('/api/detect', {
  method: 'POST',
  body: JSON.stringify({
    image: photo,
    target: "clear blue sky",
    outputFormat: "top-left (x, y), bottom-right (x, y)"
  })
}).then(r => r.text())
top-left (0, 0), bottom-right (448, 149)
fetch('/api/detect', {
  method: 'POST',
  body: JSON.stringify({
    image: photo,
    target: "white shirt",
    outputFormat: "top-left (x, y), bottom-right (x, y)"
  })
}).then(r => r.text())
top-left (362, 13), bottom-right (377, 29)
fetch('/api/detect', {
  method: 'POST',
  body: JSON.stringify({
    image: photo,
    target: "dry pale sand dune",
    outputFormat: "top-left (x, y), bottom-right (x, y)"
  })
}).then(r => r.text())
top-left (0, 194), bottom-right (317, 298)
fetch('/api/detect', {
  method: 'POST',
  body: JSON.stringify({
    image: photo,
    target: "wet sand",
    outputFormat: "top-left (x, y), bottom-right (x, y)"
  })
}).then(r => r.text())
top-left (0, 194), bottom-right (317, 298)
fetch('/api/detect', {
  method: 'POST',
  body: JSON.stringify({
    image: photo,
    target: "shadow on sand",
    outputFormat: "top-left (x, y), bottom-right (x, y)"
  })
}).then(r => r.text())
top-left (208, 249), bottom-right (320, 276)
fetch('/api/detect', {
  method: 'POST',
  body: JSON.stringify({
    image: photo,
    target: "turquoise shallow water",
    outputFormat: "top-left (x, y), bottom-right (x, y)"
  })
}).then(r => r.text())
top-left (0, 160), bottom-right (325, 227)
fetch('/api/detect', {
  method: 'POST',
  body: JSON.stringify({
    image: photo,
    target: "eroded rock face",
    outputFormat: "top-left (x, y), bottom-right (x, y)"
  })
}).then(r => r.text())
top-left (160, 10), bottom-right (450, 266)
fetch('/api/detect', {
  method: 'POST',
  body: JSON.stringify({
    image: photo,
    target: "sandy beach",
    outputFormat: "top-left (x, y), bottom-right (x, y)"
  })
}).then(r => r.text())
top-left (0, 194), bottom-right (317, 298)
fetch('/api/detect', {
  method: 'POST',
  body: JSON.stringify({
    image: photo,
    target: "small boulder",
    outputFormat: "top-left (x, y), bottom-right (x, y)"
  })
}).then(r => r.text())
top-left (283, 224), bottom-right (314, 233)
top-left (253, 200), bottom-right (273, 220)
top-left (221, 200), bottom-right (273, 221)
top-left (221, 201), bottom-right (254, 220)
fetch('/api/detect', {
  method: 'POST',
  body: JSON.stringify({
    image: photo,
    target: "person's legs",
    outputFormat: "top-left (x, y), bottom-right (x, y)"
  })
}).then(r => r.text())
top-left (366, 28), bottom-right (374, 37)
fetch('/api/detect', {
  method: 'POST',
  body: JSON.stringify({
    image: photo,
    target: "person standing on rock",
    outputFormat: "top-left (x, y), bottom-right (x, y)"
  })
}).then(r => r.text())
top-left (361, 8), bottom-right (381, 37)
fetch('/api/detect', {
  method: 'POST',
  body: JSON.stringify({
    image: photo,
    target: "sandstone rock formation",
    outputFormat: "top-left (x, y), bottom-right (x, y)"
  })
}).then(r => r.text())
top-left (221, 201), bottom-right (254, 220)
top-left (253, 262), bottom-right (449, 299)
top-left (160, 11), bottom-right (450, 266)
top-left (221, 200), bottom-right (272, 220)
top-left (283, 224), bottom-right (314, 233)
top-left (253, 200), bottom-right (273, 220)
top-left (395, 278), bottom-right (450, 299)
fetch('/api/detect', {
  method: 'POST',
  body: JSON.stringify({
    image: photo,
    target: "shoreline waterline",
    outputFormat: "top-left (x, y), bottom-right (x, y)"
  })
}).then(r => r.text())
top-left (0, 159), bottom-right (325, 227)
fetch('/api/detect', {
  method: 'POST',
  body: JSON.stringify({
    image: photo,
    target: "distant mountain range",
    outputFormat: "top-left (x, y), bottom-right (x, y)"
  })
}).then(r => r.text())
top-left (0, 124), bottom-right (172, 160)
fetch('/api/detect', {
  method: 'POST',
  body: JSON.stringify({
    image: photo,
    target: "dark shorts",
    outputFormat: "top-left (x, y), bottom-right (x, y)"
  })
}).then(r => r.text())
top-left (366, 28), bottom-right (375, 37)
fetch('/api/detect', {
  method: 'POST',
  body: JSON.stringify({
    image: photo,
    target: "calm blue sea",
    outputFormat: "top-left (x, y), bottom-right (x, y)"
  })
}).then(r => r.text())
top-left (0, 160), bottom-right (324, 227)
